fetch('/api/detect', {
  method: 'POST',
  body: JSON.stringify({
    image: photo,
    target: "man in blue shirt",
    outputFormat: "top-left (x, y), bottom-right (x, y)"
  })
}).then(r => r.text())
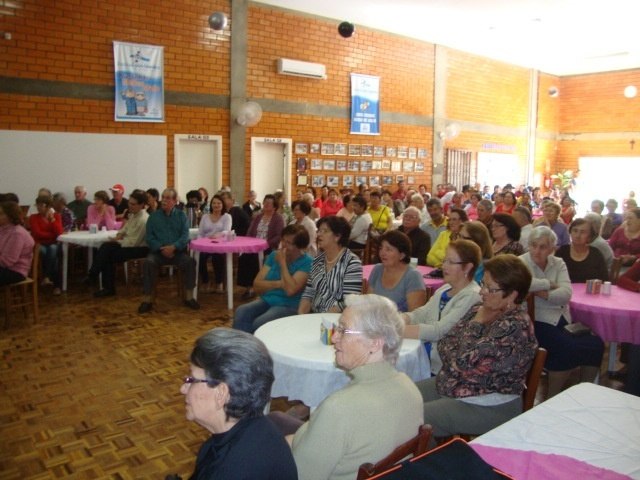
top-left (138, 188), bottom-right (199, 314)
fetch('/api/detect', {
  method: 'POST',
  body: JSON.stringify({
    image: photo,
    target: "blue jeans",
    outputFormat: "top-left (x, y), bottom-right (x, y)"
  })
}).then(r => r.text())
top-left (233, 298), bottom-right (297, 333)
top-left (40, 243), bottom-right (61, 288)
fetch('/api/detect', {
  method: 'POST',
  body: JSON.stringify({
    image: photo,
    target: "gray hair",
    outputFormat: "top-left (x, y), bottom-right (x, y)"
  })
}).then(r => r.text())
top-left (583, 213), bottom-right (602, 233)
top-left (190, 328), bottom-right (274, 421)
top-left (403, 206), bottom-right (421, 217)
top-left (528, 225), bottom-right (557, 248)
top-left (344, 294), bottom-right (404, 364)
top-left (410, 194), bottom-right (424, 207)
top-left (53, 192), bottom-right (67, 204)
top-left (478, 199), bottom-right (494, 211)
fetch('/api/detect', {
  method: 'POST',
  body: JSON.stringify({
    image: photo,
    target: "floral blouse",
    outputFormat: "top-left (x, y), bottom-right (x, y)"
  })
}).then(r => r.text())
top-left (494, 240), bottom-right (525, 256)
top-left (435, 303), bottom-right (537, 398)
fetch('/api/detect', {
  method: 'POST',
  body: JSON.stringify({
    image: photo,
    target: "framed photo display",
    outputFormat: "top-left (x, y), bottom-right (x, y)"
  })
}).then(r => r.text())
top-left (408, 147), bottom-right (417, 159)
top-left (356, 175), bottom-right (368, 187)
top-left (382, 175), bottom-right (393, 186)
top-left (382, 159), bottom-right (391, 170)
top-left (361, 144), bottom-right (373, 156)
top-left (391, 161), bottom-right (401, 172)
top-left (417, 148), bottom-right (428, 159)
top-left (343, 175), bottom-right (354, 187)
top-left (323, 159), bottom-right (335, 170)
top-left (311, 158), bottom-right (322, 170)
top-left (373, 145), bottom-right (385, 157)
top-left (369, 176), bottom-right (380, 187)
top-left (348, 144), bottom-right (361, 156)
top-left (336, 160), bottom-right (347, 171)
top-left (321, 143), bottom-right (335, 155)
top-left (312, 174), bottom-right (326, 187)
top-left (397, 146), bottom-right (409, 159)
top-left (296, 157), bottom-right (307, 172)
top-left (295, 143), bottom-right (308, 155)
top-left (310, 143), bottom-right (321, 154)
top-left (334, 143), bottom-right (347, 155)
top-left (348, 160), bottom-right (360, 171)
top-left (327, 175), bottom-right (339, 187)
top-left (297, 174), bottom-right (308, 186)
top-left (386, 146), bottom-right (397, 157)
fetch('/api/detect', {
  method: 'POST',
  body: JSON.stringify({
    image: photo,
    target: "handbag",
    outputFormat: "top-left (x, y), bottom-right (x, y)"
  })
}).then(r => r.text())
top-left (564, 322), bottom-right (592, 336)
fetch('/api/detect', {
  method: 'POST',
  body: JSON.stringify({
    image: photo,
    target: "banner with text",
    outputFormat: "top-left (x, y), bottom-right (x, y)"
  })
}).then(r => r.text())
top-left (350, 73), bottom-right (380, 135)
top-left (113, 41), bottom-right (165, 122)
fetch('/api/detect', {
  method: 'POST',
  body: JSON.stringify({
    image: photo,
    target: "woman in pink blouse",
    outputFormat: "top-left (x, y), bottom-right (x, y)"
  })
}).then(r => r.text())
top-left (415, 254), bottom-right (537, 438)
top-left (0, 201), bottom-right (34, 286)
top-left (86, 190), bottom-right (117, 230)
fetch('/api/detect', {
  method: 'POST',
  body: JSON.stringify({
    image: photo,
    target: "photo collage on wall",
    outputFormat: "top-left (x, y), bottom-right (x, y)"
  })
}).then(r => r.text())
top-left (295, 141), bottom-right (429, 189)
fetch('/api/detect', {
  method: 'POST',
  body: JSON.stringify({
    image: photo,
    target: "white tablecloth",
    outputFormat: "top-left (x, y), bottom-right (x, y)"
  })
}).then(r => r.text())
top-left (472, 383), bottom-right (640, 479)
top-left (255, 313), bottom-right (431, 409)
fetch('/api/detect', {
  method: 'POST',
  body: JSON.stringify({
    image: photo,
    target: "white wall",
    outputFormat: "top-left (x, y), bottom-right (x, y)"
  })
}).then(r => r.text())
top-left (0, 130), bottom-right (166, 204)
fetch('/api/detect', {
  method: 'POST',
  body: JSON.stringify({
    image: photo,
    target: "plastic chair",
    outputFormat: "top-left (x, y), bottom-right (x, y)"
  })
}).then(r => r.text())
top-left (356, 424), bottom-right (433, 480)
top-left (3, 242), bottom-right (40, 327)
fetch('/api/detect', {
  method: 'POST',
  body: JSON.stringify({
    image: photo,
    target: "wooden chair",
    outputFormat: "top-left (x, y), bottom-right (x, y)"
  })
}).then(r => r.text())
top-left (610, 257), bottom-right (623, 285)
top-left (356, 424), bottom-right (433, 480)
top-left (363, 225), bottom-right (381, 265)
top-left (522, 347), bottom-right (547, 411)
top-left (3, 242), bottom-right (40, 327)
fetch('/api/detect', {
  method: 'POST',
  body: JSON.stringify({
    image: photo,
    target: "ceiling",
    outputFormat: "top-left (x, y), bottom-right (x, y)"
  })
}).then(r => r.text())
top-left (255, 0), bottom-right (639, 76)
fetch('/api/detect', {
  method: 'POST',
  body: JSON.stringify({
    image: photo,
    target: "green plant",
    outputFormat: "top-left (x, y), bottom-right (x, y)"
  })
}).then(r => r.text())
top-left (550, 170), bottom-right (574, 189)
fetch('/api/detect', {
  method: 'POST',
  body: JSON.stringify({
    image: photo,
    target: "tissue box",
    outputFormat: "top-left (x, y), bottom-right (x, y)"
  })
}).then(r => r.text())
top-left (320, 319), bottom-right (333, 345)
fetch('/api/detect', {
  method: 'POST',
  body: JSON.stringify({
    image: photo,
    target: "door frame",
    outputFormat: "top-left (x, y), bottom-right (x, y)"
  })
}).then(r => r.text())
top-left (174, 134), bottom-right (223, 194)
top-left (250, 136), bottom-right (293, 204)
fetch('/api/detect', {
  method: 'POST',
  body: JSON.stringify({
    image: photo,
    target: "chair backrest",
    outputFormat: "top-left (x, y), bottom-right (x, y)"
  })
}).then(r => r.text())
top-left (363, 224), bottom-right (380, 265)
top-left (357, 424), bottom-right (433, 480)
top-left (522, 347), bottom-right (547, 412)
top-left (31, 242), bottom-right (41, 283)
top-left (525, 292), bottom-right (535, 324)
top-left (610, 257), bottom-right (623, 285)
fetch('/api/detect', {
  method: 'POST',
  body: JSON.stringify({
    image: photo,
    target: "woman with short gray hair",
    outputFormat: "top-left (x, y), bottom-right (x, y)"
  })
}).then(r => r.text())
top-left (180, 328), bottom-right (297, 479)
top-left (290, 294), bottom-right (423, 480)
top-left (520, 226), bottom-right (604, 397)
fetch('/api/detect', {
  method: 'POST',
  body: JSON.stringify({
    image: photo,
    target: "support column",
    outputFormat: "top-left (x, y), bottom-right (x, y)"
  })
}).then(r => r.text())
top-left (432, 45), bottom-right (448, 192)
top-left (230, 0), bottom-right (248, 200)
top-left (526, 69), bottom-right (539, 186)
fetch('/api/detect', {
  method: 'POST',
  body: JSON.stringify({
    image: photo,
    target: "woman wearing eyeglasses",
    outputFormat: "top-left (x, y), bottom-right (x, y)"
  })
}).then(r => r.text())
top-left (520, 226), bottom-right (604, 397)
top-left (290, 295), bottom-right (423, 480)
top-left (179, 328), bottom-right (297, 480)
top-left (427, 208), bottom-right (468, 267)
top-left (491, 213), bottom-right (524, 256)
top-left (404, 240), bottom-right (482, 374)
top-left (416, 254), bottom-right (537, 438)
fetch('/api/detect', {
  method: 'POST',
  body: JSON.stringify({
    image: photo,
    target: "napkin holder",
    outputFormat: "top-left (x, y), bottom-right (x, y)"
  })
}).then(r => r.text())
top-left (320, 318), bottom-right (333, 345)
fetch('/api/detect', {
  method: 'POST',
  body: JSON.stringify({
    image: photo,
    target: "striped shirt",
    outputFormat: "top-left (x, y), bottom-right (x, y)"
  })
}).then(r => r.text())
top-left (301, 249), bottom-right (362, 312)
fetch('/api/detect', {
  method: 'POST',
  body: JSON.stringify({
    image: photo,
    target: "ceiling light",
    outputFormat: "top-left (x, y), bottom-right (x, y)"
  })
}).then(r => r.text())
top-left (624, 86), bottom-right (637, 98)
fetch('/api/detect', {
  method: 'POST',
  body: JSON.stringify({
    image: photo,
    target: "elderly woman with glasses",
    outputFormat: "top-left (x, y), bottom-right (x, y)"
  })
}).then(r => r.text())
top-left (404, 240), bottom-right (482, 374)
top-left (179, 328), bottom-right (297, 480)
top-left (520, 226), bottom-right (604, 397)
top-left (289, 294), bottom-right (423, 480)
top-left (416, 255), bottom-right (537, 438)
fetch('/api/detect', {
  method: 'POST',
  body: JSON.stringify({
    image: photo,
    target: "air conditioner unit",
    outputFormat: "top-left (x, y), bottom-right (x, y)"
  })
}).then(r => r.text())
top-left (277, 58), bottom-right (327, 79)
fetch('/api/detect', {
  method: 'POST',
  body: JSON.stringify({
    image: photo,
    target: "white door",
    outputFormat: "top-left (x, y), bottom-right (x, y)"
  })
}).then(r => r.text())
top-left (250, 137), bottom-right (292, 203)
top-left (174, 134), bottom-right (222, 202)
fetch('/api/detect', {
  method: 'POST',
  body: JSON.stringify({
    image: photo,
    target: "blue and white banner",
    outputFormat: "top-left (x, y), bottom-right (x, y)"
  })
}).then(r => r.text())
top-left (350, 73), bottom-right (380, 135)
top-left (113, 41), bottom-right (164, 122)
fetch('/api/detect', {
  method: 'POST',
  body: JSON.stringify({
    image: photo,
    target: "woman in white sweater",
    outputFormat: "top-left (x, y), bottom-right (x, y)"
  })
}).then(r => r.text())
top-left (404, 240), bottom-right (482, 374)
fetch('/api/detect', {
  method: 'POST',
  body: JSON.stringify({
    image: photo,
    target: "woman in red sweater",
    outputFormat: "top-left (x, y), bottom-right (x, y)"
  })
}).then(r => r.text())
top-left (29, 194), bottom-right (63, 294)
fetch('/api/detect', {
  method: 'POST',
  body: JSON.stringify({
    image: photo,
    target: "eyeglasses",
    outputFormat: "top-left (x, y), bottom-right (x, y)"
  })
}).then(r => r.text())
top-left (183, 376), bottom-right (221, 386)
top-left (479, 281), bottom-right (503, 293)
top-left (442, 258), bottom-right (465, 265)
top-left (333, 323), bottom-right (363, 336)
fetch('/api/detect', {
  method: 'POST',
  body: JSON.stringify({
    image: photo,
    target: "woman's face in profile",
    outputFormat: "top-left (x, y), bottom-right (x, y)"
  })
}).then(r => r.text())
top-left (180, 365), bottom-right (219, 431)
top-left (332, 308), bottom-right (370, 371)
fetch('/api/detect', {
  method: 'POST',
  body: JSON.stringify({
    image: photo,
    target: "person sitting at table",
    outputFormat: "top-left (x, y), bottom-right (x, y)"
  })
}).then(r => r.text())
top-left (289, 294), bottom-right (423, 480)
top-left (491, 213), bottom-right (524, 256)
top-left (459, 221), bottom-right (492, 284)
top-left (335, 194), bottom-right (355, 224)
top-left (416, 254), bottom-right (537, 438)
top-left (220, 190), bottom-right (250, 237)
top-left (85, 190), bottom-right (149, 297)
top-left (347, 195), bottom-right (372, 250)
top-left (29, 194), bottom-right (63, 295)
top-left (52, 192), bottom-right (75, 232)
top-left (519, 226), bottom-right (604, 397)
top-left (237, 194), bottom-right (285, 300)
top-left (365, 230), bottom-right (427, 312)
top-left (137, 188), bottom-right (199, 314)
top-left (427, 208), bottom-right (468, 267)
top-left (397, 206), bottom-right (430, 266)
top-left (0, 201), bottom-right (34, 286)
top-left (197, 194), bottom-right (232, 294)
top-left (233, 224), bottom-right (312, 334)
top-left (67, 185), bottom-right (91, 227)
top-left (583, 213), bottom-right (614, 271)
top-left (608, 207), bottom-right (640, 268)
top-left (404, 240), bottom-right (482, 374)
top-left (178, 327), bottom-right (297, 480)
top-left (618, 258), bottom-right (640, 292)
top-left (556, 218), bottom-right (609, 283)
top-left (298, 216), bottom-right (362, 314)
top-left (86, 190), bottom-right (117, 231)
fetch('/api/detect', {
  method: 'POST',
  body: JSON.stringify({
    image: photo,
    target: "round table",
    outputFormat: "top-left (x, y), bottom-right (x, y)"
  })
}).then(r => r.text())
top-left (254, 313), bottom-right (431, 409)
top-left (362, 264), bottom-right (446, 298)
top-left (189, 236), bottom-right (269, 309)
top-left (58, 230), bottom-right (119, 291)
top-left (570, 283), bottom-right (640, 371)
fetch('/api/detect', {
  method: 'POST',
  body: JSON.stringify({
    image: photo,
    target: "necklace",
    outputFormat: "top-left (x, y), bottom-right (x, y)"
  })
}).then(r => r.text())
top-left (325, 249), bottom-right (344, 264)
